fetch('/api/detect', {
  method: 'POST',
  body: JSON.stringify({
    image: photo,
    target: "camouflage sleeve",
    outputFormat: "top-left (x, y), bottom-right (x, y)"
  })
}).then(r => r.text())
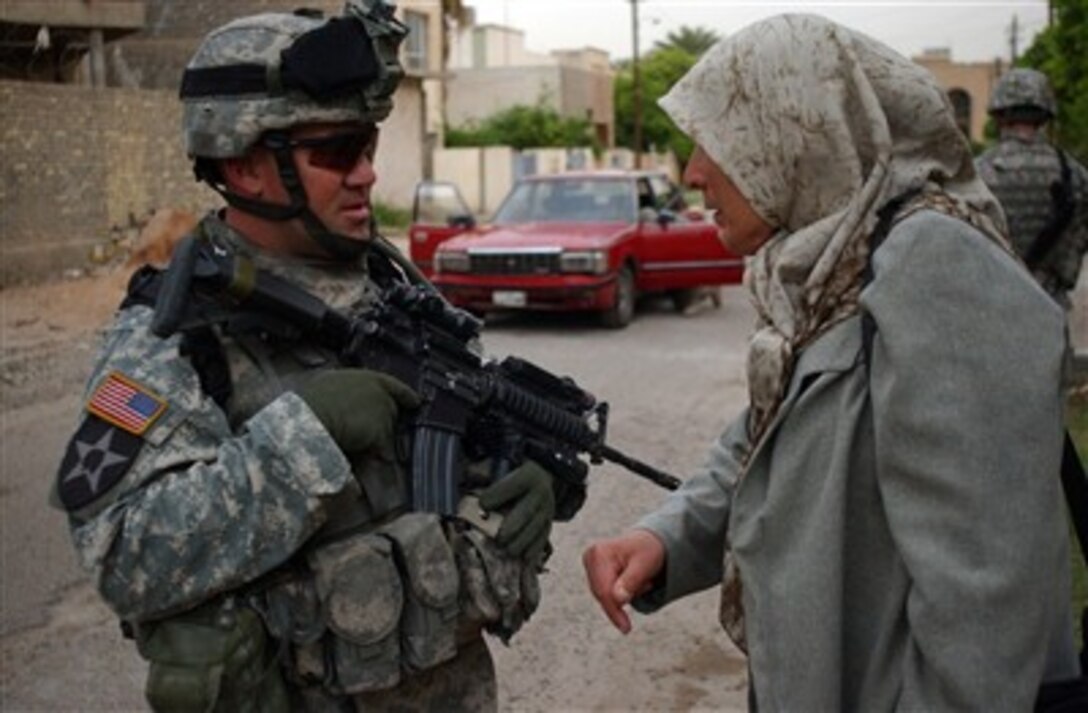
top-left (1064, 156), bottom-right (1088, 287)
top-left (1039, 154), bottom-right (1088, 295)
top-left (974, 149), bottom-right (998, 186)
top-left (61, 306), bottom-right (356, 622)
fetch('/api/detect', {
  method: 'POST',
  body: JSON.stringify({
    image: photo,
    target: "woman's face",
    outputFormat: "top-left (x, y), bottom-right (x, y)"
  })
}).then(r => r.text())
top-left (683, 145), bottom-right (775, 256)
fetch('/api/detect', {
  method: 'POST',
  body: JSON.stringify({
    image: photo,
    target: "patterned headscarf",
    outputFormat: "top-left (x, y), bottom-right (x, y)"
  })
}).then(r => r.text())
top-left (659, 14), bottom-right (1006, 451)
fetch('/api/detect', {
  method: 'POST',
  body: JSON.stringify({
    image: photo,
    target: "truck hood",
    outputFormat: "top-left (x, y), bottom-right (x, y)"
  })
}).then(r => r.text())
top-left (437, 222), bottom-right (632, 252)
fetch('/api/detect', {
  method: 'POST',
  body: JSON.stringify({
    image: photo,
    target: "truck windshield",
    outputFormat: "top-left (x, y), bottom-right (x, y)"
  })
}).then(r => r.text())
top-left (493, 179), bottom-right (636, 225)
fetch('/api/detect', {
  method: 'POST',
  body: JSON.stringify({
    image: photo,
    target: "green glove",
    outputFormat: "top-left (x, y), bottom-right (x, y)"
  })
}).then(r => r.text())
top-left (477, 460), bottom-right (556, 561)
top-left (296, 369), bottom-right (421, 455)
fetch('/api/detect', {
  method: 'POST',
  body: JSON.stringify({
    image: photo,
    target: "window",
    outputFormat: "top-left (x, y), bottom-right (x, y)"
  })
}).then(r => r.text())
top-left (404, 11), bottom-right (428, 73)
top-left (947, 88), bottom-right (972, 140)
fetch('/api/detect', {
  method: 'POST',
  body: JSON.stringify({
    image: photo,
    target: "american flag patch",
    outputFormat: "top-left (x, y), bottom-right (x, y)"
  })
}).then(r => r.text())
top-left (87, 371), bottom-right (167, 436)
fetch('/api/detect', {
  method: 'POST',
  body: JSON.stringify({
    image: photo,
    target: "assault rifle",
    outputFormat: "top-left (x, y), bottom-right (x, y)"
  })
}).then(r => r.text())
top-left (149, 237), bottom-right (680, 520)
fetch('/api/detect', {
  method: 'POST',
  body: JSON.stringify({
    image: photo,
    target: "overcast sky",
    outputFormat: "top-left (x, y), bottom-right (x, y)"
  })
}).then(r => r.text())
top-left (466, 0), bottom-right (1050, 64)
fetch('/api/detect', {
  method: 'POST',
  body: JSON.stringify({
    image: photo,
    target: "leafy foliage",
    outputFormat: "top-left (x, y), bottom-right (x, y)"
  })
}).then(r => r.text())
top-left (373, 199), bottom-right (411, 231)
top-left (445, 103), bottom-right (598, 151)
top-left (614, 46), bottom-right (699, 163)
top-left (1019, 0), bottom-right (1088, 161)
top-left (653, 25), bottom-right (720, 56)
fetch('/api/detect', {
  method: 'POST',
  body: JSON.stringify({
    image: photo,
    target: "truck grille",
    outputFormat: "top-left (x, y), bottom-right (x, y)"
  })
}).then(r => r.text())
top-left (469, 252), bottom-right (559, 275)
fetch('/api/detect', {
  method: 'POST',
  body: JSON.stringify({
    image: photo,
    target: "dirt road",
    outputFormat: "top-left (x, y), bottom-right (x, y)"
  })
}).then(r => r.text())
top-left (1, 263), bottom-right (754, 712)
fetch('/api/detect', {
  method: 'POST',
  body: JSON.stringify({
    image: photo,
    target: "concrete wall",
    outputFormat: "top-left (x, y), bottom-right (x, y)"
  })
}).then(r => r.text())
top-left (0, 78), bottom-right (424, 286)
top-left (452, 24), bottom-right (553, 69)
top-left (0, 80), bottom-right (217, 285)
top-left (375, 77), bottom-right (426, 211)
top-left (557, 64), bottom-right (614, 146)
top-left (446, 65), bottom-right (560, 126)
top-left (0, 0), bottom-right (145, 28)
top-left (433, 146), bottom-right (514, 215)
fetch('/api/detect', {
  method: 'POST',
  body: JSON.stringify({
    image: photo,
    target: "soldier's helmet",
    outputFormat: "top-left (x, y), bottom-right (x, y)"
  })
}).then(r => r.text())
top-left (180, 1), bottom-right (407, 160)
top-left (988, 67), bottom-right (1057, 120)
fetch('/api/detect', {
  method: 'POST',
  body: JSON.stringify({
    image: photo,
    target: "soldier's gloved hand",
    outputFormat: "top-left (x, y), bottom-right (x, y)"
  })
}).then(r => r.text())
top-left (296, 369), bottom-right (421, 455)
top-left (478, 460), bottom-right (556, 561)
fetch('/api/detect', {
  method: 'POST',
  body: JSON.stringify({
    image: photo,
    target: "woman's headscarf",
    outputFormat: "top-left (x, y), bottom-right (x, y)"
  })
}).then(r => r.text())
top-left (659, 13), bottom-right (1007, 450)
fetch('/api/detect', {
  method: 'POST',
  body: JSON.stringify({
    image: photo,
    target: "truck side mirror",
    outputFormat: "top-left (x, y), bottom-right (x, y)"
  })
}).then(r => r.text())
top-left (448, 214), bottom-right (476, 229)
top-left (656, 209), bottom-right (678, 227)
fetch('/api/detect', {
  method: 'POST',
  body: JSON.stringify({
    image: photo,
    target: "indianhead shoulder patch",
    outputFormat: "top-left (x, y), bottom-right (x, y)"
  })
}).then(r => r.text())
top-left (56, 372), bottom-right (167, 510)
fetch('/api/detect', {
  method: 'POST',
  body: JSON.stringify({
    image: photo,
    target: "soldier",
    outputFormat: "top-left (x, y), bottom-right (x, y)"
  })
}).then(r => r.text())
top-left (51, 3), bottom-right (558, 710)
top-left (976, 67), bottom-right (1088, 310)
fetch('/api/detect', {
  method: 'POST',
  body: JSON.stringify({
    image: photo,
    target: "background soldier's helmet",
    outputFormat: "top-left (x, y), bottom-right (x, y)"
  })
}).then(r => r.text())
top-left (988, 67), bottom-right (1057, 119)
top-left (180, 1), bottom-right (407, 159)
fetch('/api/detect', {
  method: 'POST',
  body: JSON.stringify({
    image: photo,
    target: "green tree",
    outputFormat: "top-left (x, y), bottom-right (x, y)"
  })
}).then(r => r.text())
top-left (614, 46), bottom-right (698, 163)
top-left (1019, 0), bottom-right (1088, 161)
top-left (653, 25), bottom-right (720, 56)
top-left (445, 102), bottom-right (597, 151)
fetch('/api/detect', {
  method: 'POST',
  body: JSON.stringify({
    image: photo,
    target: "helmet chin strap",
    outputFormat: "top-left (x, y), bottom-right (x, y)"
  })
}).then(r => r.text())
top-left (202, 134), bottom-right (370, 262)
top-left (266, 139), bottom-right (370, 261)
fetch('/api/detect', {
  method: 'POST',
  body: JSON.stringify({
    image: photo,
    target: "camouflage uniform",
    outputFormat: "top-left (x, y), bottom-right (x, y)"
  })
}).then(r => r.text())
top-left (53, 5), bottom-right (541, 711)
top-left (976, 68), bottom-right (1088, 309)
top-left (56, 214), bottom-right (538, 711)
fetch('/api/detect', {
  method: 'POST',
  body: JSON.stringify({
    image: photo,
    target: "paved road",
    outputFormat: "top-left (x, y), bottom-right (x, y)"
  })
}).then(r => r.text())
top-left (1, 276), bottom-right (754, 712)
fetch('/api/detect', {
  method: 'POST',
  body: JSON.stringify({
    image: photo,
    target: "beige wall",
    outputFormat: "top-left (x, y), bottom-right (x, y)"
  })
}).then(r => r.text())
top-left (375, 78), bottom-right (426, 210)
top-left (401, 0), bottom-right (446, 76)
top-left (453, 24), bottom-right (553, 69)
top-left (913, 49), bottom-right (1004, 144)
top-left (446, 65), bottom-right (561, 125)
top-left (433, 146), bottom-right (514, 215)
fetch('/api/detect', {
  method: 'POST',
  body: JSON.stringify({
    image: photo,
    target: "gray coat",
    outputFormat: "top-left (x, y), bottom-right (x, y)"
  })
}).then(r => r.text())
top-left (638, 211), bottom-right (1079, 711)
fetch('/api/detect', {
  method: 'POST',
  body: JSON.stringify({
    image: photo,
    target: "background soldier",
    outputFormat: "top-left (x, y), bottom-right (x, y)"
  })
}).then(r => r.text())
top-left (976, 67), bottom-right (1088, 310)
top-left (51, 3), bottom-right (557, 710)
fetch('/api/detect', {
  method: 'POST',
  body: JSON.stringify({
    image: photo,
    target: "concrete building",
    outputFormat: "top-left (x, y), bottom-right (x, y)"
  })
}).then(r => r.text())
top-left (912, 47), bottom-right (1006, 145)
top-left (0, 0), bottom-right (146, 85)
top-left (446, 22), bottom-right (615, 147)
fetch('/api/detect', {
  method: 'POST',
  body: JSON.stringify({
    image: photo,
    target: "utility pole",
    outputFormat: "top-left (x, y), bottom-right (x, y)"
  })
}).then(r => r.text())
top-left (630, 0), bottom-right (643, 169)
top-left (1008, 13), bottom-right (1020, 63)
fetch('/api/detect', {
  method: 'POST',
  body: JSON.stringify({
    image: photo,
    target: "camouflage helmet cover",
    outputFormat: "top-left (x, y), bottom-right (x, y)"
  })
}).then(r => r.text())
top-left (988, 67), bottom-right (1057, 118)
top-left (182, 2), bottom-right (406, 159)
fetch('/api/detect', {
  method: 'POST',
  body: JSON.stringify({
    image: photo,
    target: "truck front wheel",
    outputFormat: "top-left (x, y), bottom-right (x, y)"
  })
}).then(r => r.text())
top-left (601, 265), bottom-right (635, 329)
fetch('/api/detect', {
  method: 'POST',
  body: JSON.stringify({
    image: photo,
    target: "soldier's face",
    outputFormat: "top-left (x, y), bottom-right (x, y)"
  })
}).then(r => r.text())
top-left (290, 121), bottom-right (379, 241)
top-left (249, 121), bottom-right (379, 253)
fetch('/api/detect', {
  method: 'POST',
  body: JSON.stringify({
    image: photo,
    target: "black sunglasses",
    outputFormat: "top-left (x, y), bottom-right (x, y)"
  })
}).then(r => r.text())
top-left (266, 126), bottom-right (379, 172)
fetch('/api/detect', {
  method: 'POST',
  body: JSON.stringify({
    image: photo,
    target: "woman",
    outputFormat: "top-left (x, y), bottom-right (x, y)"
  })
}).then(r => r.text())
top-left (583, 14), bottom-right (1078, 711)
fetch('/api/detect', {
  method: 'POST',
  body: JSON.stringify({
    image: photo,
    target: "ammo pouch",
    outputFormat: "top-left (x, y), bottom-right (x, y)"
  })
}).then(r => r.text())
top-left (446, 521), bottom-right (542, 643)
top-left (264, 513), bottom-right (459, 696)
top-left (135, 596), bottom-right (288, 713)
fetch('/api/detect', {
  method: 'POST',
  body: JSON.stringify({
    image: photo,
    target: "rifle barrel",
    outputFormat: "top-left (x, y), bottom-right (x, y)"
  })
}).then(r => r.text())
top-left (598, 444), bottom-right (681, 491)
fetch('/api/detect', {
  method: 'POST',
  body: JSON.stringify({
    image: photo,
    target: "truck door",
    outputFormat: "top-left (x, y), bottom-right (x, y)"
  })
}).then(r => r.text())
top-left (635, 175), bottom-right (744, 291)
top-left (409, 181), bottom-right (475, 277)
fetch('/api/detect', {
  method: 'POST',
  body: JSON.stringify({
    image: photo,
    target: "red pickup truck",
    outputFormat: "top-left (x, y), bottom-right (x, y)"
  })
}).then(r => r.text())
top-left (408, 171), bottom-right (744, 328)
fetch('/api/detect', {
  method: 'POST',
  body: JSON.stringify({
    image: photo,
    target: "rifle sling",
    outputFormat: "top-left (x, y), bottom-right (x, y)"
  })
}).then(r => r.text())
top-left (1024, 147), bottom-right (1075, 270)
